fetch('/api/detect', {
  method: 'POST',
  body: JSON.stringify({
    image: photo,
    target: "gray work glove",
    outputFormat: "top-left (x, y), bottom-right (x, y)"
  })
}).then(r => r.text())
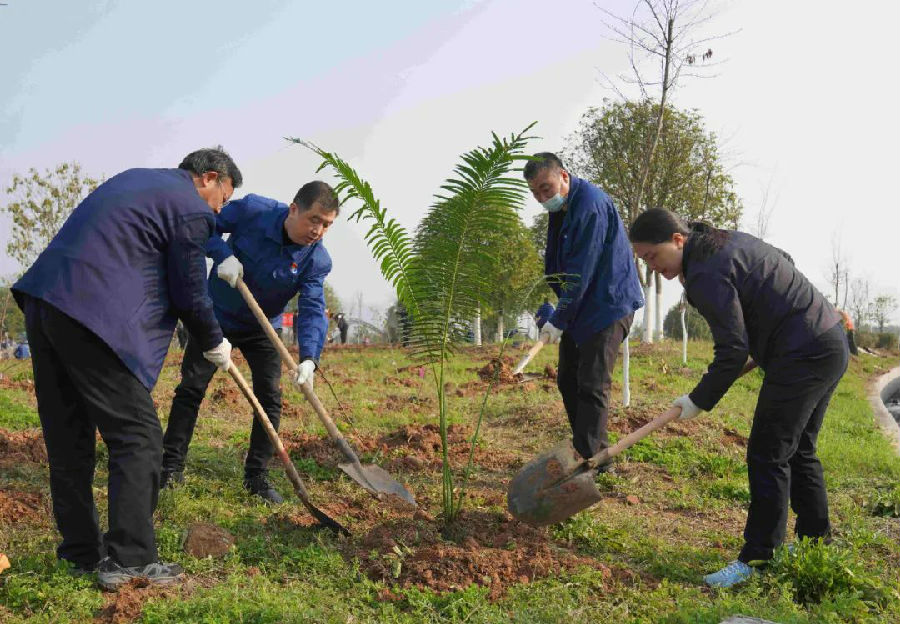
top-left (673, 393), bottom-right (703, 420)
top-left (216, 255), bottom-right (243, 288)
top-left (293, 359), bottom-right (316, 390)
top-left (202, 338), bottom-right (233, 371)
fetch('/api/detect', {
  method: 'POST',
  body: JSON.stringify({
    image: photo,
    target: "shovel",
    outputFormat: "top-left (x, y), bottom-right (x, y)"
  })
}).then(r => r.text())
top-left (226, 363), bottom-right (349, 535)
top-left (512, 338), bottom-right (546, 375)
top-left (235, 279), bottom-right (416, 507)
top-left (507, 405), bottom-right (682, 526)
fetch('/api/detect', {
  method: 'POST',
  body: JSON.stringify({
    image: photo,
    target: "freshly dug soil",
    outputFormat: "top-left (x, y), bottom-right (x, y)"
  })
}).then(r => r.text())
top-left (477, 358), bottom-right (519, 384)
top-left (0, 428), bottom-right (47, 465)
top-left (183, 523), bottom-right (234, 558)
top-left (0, 490), bottom-right (47, 524)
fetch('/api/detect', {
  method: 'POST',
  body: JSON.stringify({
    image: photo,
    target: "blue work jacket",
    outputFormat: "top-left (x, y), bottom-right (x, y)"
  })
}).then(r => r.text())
top-left (544, 176), bottom-right (644, 344)
top-left (13, 168), bottom-right (223, 389)
top-left (206, 194), bottom-right (331, 362)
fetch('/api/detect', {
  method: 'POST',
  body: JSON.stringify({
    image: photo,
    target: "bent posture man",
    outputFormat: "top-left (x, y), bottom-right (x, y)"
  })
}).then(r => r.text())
top-left (13, 148), bottom-right (240, 589)
top-left (161, 182), bottom-right (337, 503)
top-left (525, 153), bottom-right (643, 466)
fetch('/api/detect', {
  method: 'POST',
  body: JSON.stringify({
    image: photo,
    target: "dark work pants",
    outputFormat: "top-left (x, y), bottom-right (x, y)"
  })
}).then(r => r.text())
top-left (738, 323), bottom-right (849, 563)
top-left (23, 297), bottom-right (161, 568)
top-left (162, 327), bottom-right (282, 479)
top-left (557, 313), bottom-right (633, 460)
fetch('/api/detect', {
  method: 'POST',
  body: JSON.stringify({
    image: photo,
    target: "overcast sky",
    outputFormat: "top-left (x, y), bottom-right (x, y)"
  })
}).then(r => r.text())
top-left (2, 0), bottom-right (898, 325)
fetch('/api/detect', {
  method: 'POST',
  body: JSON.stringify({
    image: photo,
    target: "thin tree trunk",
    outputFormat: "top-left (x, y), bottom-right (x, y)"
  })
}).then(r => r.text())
top-left (496, 309), bottom-right (504, 343)
top-left (642, 264), bottom-right (653, 343)
top-left (622, 332), bottom-right (631, 408)
top-left (680, 303), bottom-right (688, 365)
top-left (654, 270), bottom-right (663, 341)
top-left (473, 307), bottom-right (482, 346)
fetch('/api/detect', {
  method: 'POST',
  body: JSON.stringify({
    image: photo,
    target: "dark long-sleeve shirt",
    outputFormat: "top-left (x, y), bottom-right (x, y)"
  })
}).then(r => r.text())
top-left (13, 168), bottom-right (222, 389)
top-left (684, 226), bottom-right (840, 410)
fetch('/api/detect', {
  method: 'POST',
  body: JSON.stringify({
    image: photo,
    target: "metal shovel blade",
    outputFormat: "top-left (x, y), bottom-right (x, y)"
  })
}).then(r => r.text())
top-left (339, 461), bottom-right (417, 506)
top-left (507, 441), bottom-right (603, 526)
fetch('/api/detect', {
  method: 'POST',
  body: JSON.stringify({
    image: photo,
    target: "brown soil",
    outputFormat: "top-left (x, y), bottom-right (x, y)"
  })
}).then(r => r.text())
top-left (95, 580), bottom-right (175, 624)
top-left (0, 428), bottom-right (47, 465)
top-left (282, 423), bottom-right (518, 474)
top-left (183, 523), bottom-right (235, 558)
top-left (0, 490), bottom-right (47, 524)
top-left (721, 427), bottom-right (748, 447)
top-left (348, 509), bottom-right (611, 599)
top-left (477, 358), bottom-right (520, 384)
top-left (543, 364), bottom-right (558, 380)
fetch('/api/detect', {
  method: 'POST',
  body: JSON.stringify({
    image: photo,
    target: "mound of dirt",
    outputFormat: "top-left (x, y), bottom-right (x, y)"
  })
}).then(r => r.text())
top-left (0, 490), bottom-right (46, 524)
top-left (96, 580), bottom-right (176, 623)
top-left (379, 424), bottom-right (516, 473)
top-left (350, 509), bottom-right (611, 599)
top-left (0, 428), bottom-right (47, 465)
top-left (183, 523), bottom-right (234, 558)
top-left (477, 358), bottom-right (519, 384)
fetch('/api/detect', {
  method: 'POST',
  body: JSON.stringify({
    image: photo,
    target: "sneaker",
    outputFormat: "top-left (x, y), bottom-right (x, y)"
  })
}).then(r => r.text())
top-left (703, 560), bottom-right (755, 588)
top-left (160, 469), bottom-right (184, 490)
top-left (595, 462), bottom-right (616, 476)
top-left (244, 474), bottom-right (284, 504)
top-left (97, 557), bottom-right (184, 591)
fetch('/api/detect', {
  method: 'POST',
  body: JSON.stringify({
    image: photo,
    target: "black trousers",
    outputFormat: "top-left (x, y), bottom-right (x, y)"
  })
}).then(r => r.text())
top-left (162, 327), bottom-right (282, 478)
top-left (22, 296), bottom-right (161, 568)
top-left (557, 313), bottom-right (633, 460)
top-left (739, 323), bottom-right (849, 563)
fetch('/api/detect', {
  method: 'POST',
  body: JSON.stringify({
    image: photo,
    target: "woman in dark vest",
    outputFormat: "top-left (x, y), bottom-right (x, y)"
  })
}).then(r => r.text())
top-left (629, 208), bottom-right (848, 588)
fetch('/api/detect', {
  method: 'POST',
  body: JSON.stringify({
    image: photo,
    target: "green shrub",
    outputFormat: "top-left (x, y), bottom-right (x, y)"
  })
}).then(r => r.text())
top-left (768, 538), bottom-right (899, 609)
top-left (864, 483), bottom-right (900, 517)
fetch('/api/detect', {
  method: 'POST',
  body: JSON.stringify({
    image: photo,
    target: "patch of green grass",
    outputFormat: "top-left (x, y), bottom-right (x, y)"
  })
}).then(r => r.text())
top-left (0, 391), bottom-right (39, 429)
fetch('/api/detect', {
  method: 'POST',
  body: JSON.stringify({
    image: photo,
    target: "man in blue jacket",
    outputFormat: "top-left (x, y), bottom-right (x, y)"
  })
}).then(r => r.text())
top-left (525, 153), bottom-right (644, 466)
top-left (161, 181), bottom-right (337, 503)
top-left (12, 148), bottom-right (241, 590)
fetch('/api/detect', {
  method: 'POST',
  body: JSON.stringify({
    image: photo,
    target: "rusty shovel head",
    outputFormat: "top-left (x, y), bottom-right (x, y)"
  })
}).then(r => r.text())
top-left (507, 441), bottom-right (603, 526)
top-left (339, 461), bottom-right (417, 507)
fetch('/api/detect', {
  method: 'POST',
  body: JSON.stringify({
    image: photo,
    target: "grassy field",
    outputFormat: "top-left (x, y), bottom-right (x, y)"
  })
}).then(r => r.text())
top-left (1, 339), bottom-right (899, 623)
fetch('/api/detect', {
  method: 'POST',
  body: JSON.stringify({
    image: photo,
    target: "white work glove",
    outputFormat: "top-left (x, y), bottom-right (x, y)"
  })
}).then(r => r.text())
top-left (539, 321), bottom-right (563, 344)
top-left (293, 359), bottom-right (316, 390)
top-left (673, 394), bottom-right (703, 420)
top-left (216, 255), bottom-right (243, 288)
top-left (202, 338), bottom-right (233, 371)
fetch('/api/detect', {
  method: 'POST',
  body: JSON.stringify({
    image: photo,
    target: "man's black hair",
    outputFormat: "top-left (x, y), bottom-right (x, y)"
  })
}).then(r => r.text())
top-left (178, 146), bottom-right (243, 188)
top-left (523, 152), bottom-right (565, 181)
top-left (293, 180), bottom-right (339, 215)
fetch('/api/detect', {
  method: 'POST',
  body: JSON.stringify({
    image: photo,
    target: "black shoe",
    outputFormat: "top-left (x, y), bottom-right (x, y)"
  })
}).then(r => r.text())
top-left (97, 556), bottom-right (183, 591)
top-left (160, 469), bottom-right (184, 490)
top-left (244, 474), bottom-right (284, 504)
top-left (595, 462), bottom-right (616, 476)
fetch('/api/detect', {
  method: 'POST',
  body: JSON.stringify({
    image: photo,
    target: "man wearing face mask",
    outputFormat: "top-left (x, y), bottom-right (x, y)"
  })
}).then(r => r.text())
top-left (161, 181), bottom-right (338, 503)
top-left (524, 153), bottom-right (643, 469)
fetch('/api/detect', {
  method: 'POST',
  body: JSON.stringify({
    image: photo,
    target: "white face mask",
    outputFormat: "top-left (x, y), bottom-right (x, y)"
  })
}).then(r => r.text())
top-left (541, 193), bottom-right (565, 213)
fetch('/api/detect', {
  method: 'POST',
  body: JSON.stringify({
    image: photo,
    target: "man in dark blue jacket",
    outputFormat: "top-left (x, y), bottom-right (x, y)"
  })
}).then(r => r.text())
top-left (12, 148), bottom-right (241, 590)
top-left (161, 181), bottom-right (337, 503)
top-left (525, 153), bottom-right (644, 465)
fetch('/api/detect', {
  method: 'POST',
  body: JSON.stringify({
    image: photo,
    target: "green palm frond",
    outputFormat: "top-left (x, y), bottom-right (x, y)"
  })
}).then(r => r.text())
top-left (286, 139), bottom-right (421, 319)
top-left (410, 125), bottom-right (535, 363)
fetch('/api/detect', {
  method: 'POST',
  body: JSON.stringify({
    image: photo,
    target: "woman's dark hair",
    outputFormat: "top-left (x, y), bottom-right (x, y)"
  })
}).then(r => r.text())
top-left (629, 208), bottom-right (690, 244)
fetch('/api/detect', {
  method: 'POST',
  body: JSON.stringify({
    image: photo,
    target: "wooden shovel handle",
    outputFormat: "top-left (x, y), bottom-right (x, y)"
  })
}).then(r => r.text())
top-left (586, 405), bottom-right (682, 469)
top-left (235, 279), bottom-right (361, 466)
top-left (227, 364), bottom-right (311, 499)
top-left (512, 339), bottom-right (546, 375)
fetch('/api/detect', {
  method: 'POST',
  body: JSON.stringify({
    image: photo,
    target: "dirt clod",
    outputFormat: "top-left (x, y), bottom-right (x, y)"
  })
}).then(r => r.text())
top-left (183, 523), bottom-right (234, 558)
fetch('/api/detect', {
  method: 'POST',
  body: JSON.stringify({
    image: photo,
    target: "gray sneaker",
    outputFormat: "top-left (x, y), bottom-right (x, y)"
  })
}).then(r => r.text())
top-left (97, 556), bottom-right (184, 590)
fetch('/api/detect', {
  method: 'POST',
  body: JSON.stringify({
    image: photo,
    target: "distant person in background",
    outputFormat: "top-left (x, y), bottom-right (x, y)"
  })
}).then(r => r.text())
top-left (838, 309), bottom-right (858, 355)
top-left (14, 341), bottom-right (30, 359)
top-left (336, 312), bottom-right (349, 344)
top-left (535, 297), bottom-right (555, 330)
